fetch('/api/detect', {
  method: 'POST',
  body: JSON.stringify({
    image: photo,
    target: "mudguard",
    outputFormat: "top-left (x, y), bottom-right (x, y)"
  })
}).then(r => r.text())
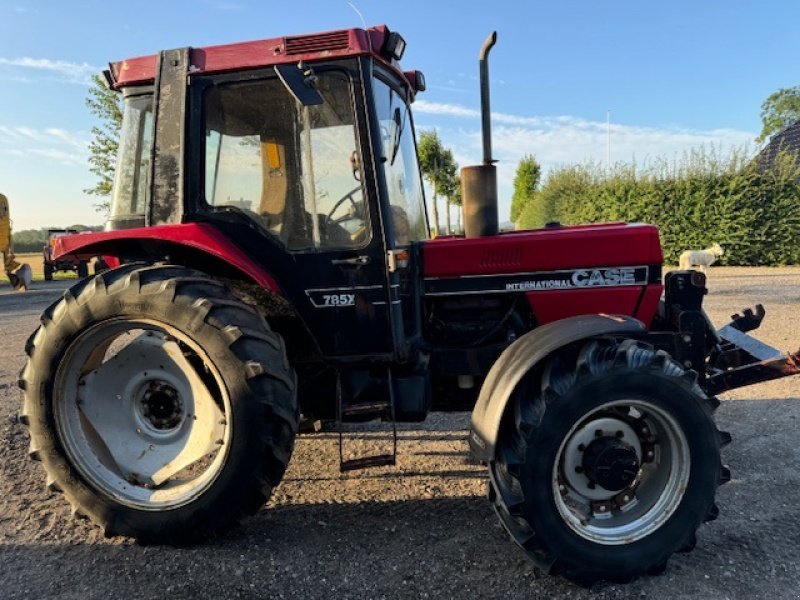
top-left (469, 313), bottom-right (644, 461)
top-left (50, 223), bottom-right (281, 293)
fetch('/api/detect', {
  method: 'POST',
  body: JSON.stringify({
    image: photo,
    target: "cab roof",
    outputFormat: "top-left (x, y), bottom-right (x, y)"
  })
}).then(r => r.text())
top-left (109, 24), bottom-right (405, 88)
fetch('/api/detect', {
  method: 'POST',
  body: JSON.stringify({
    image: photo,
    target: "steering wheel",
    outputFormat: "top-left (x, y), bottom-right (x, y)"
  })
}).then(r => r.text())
top-left (326, 186), bottom-right (363, 224)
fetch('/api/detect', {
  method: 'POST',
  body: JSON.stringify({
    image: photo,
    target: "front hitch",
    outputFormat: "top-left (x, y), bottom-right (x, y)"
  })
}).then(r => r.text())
top-left (706, 305), bottom-right (800, 395)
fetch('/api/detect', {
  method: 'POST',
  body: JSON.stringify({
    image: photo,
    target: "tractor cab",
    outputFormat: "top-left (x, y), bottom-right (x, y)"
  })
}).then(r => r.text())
top-left (99, 26), bottom-right (429, 361)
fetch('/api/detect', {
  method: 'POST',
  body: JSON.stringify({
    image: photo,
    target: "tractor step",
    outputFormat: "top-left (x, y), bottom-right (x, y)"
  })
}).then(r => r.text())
top-left (341, 401), bottom-right (392, 419)
top-left (340, 454), bottom-right (396, 472)
top-left (336, 368), bottom-right (398, 473)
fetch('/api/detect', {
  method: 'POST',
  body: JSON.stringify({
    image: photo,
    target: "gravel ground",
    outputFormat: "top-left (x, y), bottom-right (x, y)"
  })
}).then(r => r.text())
top-left (0, 269), bottom-right (799, 599)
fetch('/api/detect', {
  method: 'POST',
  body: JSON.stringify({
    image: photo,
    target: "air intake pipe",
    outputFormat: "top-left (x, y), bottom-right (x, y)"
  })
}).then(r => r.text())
top-left (461, 32), bottom-right (499, 238)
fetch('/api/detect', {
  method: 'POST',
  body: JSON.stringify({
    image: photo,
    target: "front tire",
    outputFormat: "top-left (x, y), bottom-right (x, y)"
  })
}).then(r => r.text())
top-left (19, 264), bottom-right (298, 544)
top-left (491, 339), bottom-right (729, 584)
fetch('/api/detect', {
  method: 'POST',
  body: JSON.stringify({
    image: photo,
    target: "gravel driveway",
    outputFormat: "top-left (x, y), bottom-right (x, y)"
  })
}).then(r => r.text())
top-left (0, 269), bottom-right (798, 599)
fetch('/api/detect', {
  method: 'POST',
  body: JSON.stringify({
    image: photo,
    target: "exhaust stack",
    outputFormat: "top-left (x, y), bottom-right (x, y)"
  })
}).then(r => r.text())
top-left (461, 32), bottom-right (499, 238)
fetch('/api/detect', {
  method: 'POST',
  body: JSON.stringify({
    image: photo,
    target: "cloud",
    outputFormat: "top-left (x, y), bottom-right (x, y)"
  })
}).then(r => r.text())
top-left (414, 99), bottom-right (757, 221)
top-left (0, 125), bottom-right (90, 166)
top-left (0, 57), bottom-right (99, 85)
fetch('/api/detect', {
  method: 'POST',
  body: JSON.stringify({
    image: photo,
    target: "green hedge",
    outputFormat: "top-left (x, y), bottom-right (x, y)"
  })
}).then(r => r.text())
top-left (516, 149), bottom-right (800, 265)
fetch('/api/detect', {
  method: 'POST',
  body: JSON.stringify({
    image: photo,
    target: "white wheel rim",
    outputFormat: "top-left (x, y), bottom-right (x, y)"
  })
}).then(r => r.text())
top-left (552, 399), bottom-right (690, 545)
top-left (54, 319), bottom-right (232, 510)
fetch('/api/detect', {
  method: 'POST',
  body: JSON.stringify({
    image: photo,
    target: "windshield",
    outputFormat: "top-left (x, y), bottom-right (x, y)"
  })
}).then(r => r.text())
top-left (203, 70), bottom-right (367, 251)
top-left (109, 92), bottom-right (152, 225)
top-left (372, 77), bottom-right (428, 245)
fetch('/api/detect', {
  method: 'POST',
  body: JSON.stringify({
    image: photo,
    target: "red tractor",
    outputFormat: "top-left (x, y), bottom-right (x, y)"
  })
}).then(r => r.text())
top-left (43, 229), bottom-right (90, 280)
top-left (18, 26), bottom-right (800, 584)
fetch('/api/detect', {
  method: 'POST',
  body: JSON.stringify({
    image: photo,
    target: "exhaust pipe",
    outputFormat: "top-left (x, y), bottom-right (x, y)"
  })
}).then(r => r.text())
top-left (461, 31), bottom-right (499, 238)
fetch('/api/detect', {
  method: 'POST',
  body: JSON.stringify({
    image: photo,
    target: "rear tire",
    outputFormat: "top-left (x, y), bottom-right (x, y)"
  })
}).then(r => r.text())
top-left (19, 264), bottom-right (298, 544)
top-left (491, 339), bottom-right (729, 584)
top-left (43, 263), bottom-right (53, 281)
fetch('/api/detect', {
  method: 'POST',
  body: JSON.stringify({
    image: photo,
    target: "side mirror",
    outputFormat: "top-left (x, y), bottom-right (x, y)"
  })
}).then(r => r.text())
top-left (274, 63), bottom-right (324, 106)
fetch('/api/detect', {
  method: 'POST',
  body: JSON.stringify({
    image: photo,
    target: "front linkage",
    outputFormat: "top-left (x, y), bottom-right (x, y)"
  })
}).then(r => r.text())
top-left (648, 270), bottom-right (800, 396)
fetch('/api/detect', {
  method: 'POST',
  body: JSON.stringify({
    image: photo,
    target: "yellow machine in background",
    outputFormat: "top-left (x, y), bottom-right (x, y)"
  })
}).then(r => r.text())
top-left (0, 193), bottom-right (32, 291)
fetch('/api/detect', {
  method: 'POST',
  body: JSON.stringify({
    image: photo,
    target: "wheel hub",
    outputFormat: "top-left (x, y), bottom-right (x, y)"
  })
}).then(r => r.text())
top-left (140, 381), bottom-right (183, 430)
top-left (582, 436), bottom-right (640, 491)
top-left (562, 416), bottom-right (641, 500)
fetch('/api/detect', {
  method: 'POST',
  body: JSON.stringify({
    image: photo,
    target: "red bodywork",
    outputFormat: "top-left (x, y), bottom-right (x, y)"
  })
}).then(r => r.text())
top-left (52, 224), bottom-right (280, 293)
top-left (109, 25), bottom-right (409, 90)
top-left (56, 222), bottom-right (664, 328)
top-left (423, 223), bottom-right (664, 327)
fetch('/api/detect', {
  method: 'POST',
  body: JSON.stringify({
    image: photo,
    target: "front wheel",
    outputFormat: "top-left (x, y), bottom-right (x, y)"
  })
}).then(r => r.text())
top-left (19, 264), bottom-right (298, 544)
top-left (491, 339), bottom-right (729, 584)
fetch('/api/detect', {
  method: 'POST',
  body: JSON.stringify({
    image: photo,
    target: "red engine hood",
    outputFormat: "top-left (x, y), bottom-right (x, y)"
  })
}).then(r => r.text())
top-left (422, 223), bottom-right (663, 278)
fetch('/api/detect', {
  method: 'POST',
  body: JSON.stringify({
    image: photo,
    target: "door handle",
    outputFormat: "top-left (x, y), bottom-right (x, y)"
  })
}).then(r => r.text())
top-left (331, 255), bottom-right (370, 266)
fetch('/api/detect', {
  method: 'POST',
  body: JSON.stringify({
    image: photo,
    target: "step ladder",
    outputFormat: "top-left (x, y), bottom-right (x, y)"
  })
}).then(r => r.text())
top-left (336, 368), bottom-right (397, 472)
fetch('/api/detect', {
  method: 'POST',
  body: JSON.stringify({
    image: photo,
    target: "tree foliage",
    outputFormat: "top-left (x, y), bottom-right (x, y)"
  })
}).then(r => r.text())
top-left (417, 130), bottom-right (458, 234)
top-left (510, 154), bottom-right (541, 223)
top-left (757, 86), bottom-right (800, 143)
top-left (85, 74), bottom-right (123, 213)
top-left (517, 148), bottom-right (800, 265)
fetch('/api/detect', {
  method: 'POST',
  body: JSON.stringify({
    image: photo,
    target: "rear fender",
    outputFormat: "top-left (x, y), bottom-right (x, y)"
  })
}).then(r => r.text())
top-left (51, 223), bottom-right (280, 293)
top-left (469, 314), bottom-right (644, 461)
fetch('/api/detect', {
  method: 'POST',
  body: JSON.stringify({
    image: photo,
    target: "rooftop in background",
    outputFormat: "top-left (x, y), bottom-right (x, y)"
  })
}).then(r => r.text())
top-left (756, 121), bottom-right (800, 171)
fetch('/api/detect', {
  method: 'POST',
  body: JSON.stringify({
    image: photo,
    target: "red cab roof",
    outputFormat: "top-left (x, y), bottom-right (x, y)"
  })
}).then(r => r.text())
top-left (111, 24), bottom-right (403, 87)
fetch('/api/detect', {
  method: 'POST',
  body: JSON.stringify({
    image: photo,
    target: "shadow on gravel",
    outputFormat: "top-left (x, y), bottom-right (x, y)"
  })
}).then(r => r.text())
top-left (285, 469), bottom-right (484, 483)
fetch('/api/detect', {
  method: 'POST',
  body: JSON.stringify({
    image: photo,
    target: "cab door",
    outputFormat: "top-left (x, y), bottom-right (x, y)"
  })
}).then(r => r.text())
top-left (190, 64), bottom-right (400, 360)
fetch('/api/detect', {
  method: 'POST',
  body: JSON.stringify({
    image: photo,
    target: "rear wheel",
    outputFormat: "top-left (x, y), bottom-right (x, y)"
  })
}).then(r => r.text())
top-left (491, 339), bottom-right (729, 584)
top-left (19, 264), bottom-right (297, 544)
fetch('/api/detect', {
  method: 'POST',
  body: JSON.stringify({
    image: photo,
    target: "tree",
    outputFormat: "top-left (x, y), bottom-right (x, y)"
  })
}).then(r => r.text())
top-left (439, 148), bottom-right (459, 234)
top-left (757, 86), bottom-right (800, 143)
top-left (510, 154), bottom-right (541, 223)
top-left (85, 74), bottom-right (123, 213)
top-left (417, 131), bottom-right (445, 235)
top-left (449, 174), bottom-right (463, 233)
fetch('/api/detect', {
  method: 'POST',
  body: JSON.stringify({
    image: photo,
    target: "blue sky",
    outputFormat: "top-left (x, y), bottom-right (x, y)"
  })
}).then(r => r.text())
top-left (1, 0), bottom-right (798, 231)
